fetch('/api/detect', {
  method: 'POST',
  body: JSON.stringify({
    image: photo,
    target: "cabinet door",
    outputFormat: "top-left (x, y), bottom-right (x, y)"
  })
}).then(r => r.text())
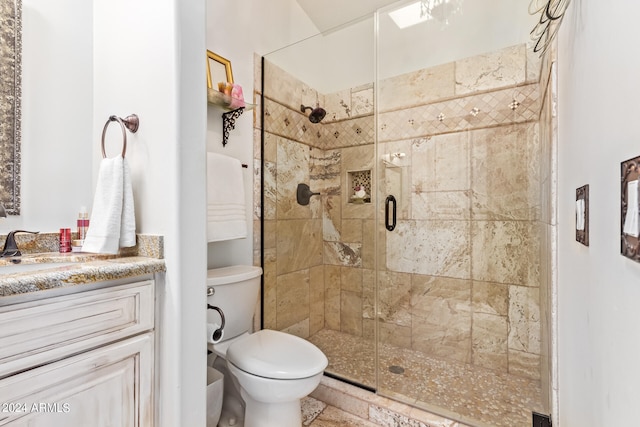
top-left (0, 333), bottom-right (153, 427)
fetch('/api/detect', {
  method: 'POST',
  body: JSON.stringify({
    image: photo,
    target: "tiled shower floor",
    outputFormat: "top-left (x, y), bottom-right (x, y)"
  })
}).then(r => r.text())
top-left (308, 329), bottom-right (545, 427)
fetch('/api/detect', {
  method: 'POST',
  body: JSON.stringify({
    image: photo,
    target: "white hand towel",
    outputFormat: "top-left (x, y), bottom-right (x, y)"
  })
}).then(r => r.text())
top-left (82, 156), bottom-right (136, 254)
top-left (120, 159), bottom-right (136, 247)
top-left (207, 152), bottom-right (247, 242)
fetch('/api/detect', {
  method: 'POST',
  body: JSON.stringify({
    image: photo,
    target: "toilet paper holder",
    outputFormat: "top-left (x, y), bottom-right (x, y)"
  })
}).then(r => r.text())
top-left (207, 304), bottom-right (225, 341)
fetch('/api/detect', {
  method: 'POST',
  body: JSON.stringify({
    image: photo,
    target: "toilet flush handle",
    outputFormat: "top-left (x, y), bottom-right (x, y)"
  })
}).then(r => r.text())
top-left (207, 304), bottom-right (225, 341)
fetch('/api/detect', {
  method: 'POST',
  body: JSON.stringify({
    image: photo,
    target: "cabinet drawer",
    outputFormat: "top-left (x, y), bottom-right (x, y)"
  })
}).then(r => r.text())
top-left (0, 280), bottom-right (154, 379)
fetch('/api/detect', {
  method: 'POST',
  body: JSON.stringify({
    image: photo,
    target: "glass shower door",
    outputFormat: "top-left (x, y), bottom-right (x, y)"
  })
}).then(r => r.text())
top-left (261, 15), bottom-right (378, 390)
top-left (260, 2), bottom-right (553, 425)
top-left (374, 1), bottom-right (551, 425)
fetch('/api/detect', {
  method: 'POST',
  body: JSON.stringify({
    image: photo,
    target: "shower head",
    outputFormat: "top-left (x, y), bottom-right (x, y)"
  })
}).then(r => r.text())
top-left (300, 104), bottom-right (326, 123)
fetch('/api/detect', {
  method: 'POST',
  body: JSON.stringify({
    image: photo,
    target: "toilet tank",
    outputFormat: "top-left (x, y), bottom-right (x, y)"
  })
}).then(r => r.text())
top-left (207, 265), bottom-right (263, 341)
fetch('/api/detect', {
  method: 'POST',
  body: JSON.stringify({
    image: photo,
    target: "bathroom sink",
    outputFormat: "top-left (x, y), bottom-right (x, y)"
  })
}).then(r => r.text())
top-left (0, 262), bottom-right (78, 275)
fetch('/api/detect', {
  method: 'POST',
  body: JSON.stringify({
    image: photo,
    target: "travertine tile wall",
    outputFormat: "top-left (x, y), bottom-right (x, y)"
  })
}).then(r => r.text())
top-left (256, 43), bottom-right (548, 381)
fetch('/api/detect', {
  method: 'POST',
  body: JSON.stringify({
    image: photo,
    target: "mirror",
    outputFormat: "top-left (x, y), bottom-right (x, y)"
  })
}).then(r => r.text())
top-left (0, 0), bottom-right (21, 215)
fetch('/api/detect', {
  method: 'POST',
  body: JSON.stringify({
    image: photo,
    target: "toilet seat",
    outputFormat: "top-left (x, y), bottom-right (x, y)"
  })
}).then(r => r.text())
top-left (226, 329), bottom-right (328, 380)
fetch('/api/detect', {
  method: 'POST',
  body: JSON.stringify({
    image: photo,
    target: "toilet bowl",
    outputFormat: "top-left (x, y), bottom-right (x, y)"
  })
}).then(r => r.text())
top-left (226, 330), bottom-right (327, 427)
top-left (207, 266), bottom-right (328, 427)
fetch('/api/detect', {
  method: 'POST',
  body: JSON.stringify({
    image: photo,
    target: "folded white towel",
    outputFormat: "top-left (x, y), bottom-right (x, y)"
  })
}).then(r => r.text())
top-left (82, 156), bottom-right (136, 254)
top-left (207, 152), bottom-right (247, 242)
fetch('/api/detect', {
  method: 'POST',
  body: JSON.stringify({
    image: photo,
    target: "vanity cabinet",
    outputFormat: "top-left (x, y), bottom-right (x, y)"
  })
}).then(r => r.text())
top-left (0, 279), bottom-right (156, 426)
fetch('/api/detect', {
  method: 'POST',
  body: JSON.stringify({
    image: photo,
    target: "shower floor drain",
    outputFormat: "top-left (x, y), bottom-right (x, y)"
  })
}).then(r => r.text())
top-left (388, 365), bottom-right (405, 374)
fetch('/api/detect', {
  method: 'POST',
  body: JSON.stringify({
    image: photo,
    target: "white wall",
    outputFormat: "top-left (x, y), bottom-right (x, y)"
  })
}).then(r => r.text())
top-left (93, 1), bottom-right (207, 426)
top-left (17, 0), bottom-right (207, 425)
top-left (205, 0), bottom-right (318, 268)
top-left (558, 1), bottom-right (640, 425)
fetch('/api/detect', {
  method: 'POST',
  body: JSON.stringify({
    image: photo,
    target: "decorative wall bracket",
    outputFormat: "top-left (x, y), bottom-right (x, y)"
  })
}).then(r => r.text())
top-left (207, 88), bottom-right (254, 147)
top-left (621, 156), bottom-right (640, 262)
top-left (576, 184), bottom-right (589, 246)
top-left (222, 108), bottom-right (245, 147)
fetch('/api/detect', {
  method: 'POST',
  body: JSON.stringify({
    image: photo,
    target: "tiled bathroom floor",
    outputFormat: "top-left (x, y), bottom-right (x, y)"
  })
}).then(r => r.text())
top-left (302, 397), bottom-right (378, 427)
top-left (308, 329), bottom-right (545, 427)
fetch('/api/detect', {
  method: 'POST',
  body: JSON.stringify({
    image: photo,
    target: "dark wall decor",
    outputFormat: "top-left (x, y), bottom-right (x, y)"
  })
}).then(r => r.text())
top-left (529, 0), bottom-right (572, 57)
top-left (576, 184), bottom-right (589, 246)
top-left (621, 156), bottom-right (640, 262)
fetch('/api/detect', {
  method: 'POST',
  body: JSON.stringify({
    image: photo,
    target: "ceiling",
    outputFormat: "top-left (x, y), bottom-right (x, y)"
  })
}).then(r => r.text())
top-left (296, 0), bottom-right (400, 32)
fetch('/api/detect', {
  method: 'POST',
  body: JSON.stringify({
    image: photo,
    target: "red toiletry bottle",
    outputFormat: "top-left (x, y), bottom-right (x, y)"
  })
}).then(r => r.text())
top-left (59, 228), bottom-right (71, 253)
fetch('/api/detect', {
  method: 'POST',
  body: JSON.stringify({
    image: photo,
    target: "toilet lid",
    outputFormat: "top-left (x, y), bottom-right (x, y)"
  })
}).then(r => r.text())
top-left (226, 329), bottom-right (328, 380)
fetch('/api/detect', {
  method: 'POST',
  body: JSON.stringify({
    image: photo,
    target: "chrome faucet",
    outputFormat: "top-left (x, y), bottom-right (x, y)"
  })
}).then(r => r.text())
top-left (1, 230), bottom-right (39, 258)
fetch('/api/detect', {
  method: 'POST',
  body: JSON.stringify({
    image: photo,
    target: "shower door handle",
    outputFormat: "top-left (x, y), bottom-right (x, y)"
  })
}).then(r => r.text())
top-left (385, 195), bottom-right (396, 231)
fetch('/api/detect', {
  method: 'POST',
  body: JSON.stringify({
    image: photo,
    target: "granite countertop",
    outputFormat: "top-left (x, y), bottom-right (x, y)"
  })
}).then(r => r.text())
top-left (0, 255), bottom-right (166, 297)
top-left (0, 234), bottom-right (166, 298)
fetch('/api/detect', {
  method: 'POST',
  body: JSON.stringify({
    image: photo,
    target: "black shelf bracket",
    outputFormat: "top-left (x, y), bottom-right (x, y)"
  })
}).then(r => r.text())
top-left (222, 107), bottom-right (245, 147)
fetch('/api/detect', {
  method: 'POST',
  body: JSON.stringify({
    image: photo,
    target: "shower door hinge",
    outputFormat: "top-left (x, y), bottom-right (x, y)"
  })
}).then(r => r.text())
top-left (533, 412), bottom-right (552, 427)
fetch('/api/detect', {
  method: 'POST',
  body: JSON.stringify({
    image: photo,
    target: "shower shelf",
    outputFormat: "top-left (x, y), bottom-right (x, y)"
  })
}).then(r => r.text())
top-left (207, 88), bottom-right (255, 146)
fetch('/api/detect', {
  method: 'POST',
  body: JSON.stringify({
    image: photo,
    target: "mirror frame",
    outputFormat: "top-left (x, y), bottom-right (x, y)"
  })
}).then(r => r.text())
top-left (206, 50), bottom-right (234, 90)
top-left (0, 0), bottom-right (22, 215)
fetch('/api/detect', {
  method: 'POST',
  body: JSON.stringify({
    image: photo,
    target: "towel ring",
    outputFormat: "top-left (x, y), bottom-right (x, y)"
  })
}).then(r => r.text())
top-left (101, 114), bottom-right (139, 158)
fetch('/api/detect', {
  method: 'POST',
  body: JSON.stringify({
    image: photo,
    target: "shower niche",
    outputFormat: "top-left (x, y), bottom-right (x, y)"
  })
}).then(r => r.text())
top-left (347, 170), bottom-right (372, 204)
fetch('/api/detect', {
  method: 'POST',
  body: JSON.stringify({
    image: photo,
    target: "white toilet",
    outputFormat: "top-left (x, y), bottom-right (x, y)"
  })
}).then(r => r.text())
top-left (207, 265), bottom-right (328, 427)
